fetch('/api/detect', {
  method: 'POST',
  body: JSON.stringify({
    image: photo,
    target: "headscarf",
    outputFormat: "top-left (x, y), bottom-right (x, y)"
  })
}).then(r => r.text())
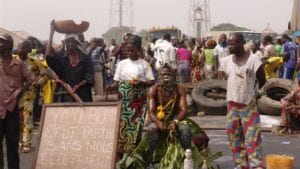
top-left (61, 34), bottom-right (81, 44)
top-left (61, 33), bottom-right (87, 54)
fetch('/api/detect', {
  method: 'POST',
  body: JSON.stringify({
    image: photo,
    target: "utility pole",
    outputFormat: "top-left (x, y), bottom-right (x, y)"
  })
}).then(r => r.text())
top-left (109, 0), bottom-right (134, 29)
top-left (119, 0), bottom-right (123, 27)
top-left (189, 0), bottom-right (211, 38)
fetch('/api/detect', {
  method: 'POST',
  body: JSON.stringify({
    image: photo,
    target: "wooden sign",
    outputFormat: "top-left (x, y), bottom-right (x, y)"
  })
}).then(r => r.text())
top-left (32, 102), bottom-right (120, 169)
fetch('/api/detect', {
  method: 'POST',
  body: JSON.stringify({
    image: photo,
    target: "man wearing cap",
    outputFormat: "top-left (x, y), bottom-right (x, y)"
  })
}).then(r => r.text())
top-left (46, 20), bottom-right (94, 102)
top-left (0, 33), bottom-right (35, 169)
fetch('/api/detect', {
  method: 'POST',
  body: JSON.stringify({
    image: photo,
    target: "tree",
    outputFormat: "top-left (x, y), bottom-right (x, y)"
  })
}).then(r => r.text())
top-left (210, 23), bottom-right (249, 31)
top-left (102, 26), bottom-right (133, 44)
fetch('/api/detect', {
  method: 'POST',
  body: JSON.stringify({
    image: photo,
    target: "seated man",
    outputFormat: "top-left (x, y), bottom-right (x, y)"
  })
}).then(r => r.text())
top-left (278, 75), bottom-right (300, 134)
top-left (116, 64), bottom-right (216, 169)
top-left (146, 63), bottom-right (193, 168)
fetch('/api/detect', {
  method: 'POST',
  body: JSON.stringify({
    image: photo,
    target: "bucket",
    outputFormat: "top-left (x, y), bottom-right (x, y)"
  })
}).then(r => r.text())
top-left (54, 20), bottom-right (89, 34)
top-left (266, 154), bottom-right (294, 169)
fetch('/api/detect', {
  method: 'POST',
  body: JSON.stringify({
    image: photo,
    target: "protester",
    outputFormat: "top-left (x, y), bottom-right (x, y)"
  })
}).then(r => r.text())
top-left (116, 64), bottom-right (209, 169)
top-left (176, 40), bottom-right (191, 83)
top-left (219, 33), bottom-right (266, 169)
top-left (145, 38), bottom-right (158, 80)
top-left (274, 37), bottom-right (283, 56)
top-left (214, 34), bottom-right (229, 79)
top-left (46, 20), bottom-right (94, 102)
top-left (16, 41), bottom-right (51, 153)
top-left (152, 33), bottom-right (177, 71)
top-left (107, 34), bottom-right (154, 154)
top-left (0, 33), bottom-right (35, 169)
top-left (26, 36), bottom-right (47, 124)
top-left (278, 74), bottom-right (300, 134)
top-left (88, 37), bottom-right (107, 95)
top-left (282, 34), bottom-right (297, 80)
top-left (115, 33), bottom-right (132, 63)
top-left (203, 39), bottom-right (217, 79)
top-left (262, 35), bottom-right (276, 60)
top-left (146, 64), bottom-right (194, 168)
top-left (109, 38), bottom-right (118, 56)
top-left (188, 38), bottom-right (202, 82)
top-left (250, 41), bottom-right (263, 58)
top-left (107, 38), bottom-right (118, 79)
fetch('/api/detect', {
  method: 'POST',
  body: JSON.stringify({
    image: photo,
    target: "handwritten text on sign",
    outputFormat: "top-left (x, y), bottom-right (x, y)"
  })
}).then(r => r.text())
top-left (34, 104), bottom-right (119, 169)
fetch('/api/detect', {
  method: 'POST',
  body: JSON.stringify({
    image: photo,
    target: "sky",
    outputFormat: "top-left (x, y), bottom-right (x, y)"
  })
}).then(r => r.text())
top-left (0, 0), bottom-right (294, 42)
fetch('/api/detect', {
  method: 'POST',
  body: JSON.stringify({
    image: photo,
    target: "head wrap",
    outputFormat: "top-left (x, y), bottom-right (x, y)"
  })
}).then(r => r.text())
top-left (61, 33), bottom-right (81, 44)
top-left (61, 33), bottom-right (87, 54)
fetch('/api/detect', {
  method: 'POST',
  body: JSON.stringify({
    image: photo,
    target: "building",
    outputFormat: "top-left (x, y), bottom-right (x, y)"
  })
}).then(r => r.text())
top-left (0, 27), bottom-right (28, 48)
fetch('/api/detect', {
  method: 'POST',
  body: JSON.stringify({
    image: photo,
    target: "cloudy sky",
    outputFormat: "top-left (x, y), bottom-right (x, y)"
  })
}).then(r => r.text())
top-left (0, 0), bottom-right (294, 41)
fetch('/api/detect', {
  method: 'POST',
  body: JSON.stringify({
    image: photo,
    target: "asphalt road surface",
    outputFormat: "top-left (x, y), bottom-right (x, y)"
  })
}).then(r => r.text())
top-left (3, 118), bottom-right (300, 169)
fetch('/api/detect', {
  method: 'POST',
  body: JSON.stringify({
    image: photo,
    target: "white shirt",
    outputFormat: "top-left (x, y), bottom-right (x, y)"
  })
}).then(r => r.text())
top-left (220, 53), bottom-right (262, 104)
top-left (114, 58), bottom-right (154, 81)
top-left (152, 39), bottom-right (177, 70)
top-left (214, 44), bottom-right (229, 70)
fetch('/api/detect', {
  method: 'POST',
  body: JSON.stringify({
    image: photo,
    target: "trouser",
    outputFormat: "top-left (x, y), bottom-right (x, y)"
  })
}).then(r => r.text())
top-left (147, 122), bottom-right (191, 163)
top-left (94, 71), bottom-right (104, 95)
top-left (0, 106), bottom-right (20, 169)
top-left (32, 86), bottom-right (41, 122)
top-left (19, 100), bottom-right (34, 147)
top-left (177, 61), bottom-right (191, 83)
top-left (103, 70), bottom-right (113, 87)
top-left (283, 67), bottom-right (295, 80)
top-left (226, 102), bottom-right (263, 169)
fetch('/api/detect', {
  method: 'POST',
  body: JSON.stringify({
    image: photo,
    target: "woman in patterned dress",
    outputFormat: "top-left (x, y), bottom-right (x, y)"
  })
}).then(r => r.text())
top-left (107, 35), bottom-right (155, 155)
top-left (17, 41), bottom-right (52, 153)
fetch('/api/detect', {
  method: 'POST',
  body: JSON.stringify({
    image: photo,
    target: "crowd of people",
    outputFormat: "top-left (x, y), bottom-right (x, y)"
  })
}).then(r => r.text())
top-left (0, 20), bottom-right (300, 169)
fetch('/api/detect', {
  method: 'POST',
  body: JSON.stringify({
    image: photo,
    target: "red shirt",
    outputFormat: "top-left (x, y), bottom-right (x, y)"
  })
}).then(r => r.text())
top-left (0, 58), bottom-right (35, 118)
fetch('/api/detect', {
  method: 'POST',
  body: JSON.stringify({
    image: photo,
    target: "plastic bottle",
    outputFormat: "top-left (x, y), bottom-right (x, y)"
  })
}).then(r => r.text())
top-left (201, 160), bottom-right (208, 169)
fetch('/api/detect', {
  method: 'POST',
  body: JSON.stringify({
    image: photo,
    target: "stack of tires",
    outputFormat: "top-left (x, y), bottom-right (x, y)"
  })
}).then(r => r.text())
top-left (191, 79), bottom-right (227, 115)
top-left (191, 78), bottom-right (296, 116)
top-left (257, 78), bottom-right (297, 116)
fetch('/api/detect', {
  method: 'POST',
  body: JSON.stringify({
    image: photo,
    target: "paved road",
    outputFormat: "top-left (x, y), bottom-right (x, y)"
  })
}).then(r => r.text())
top-left (4, 116), bottom-right (300, 169)
top-left (207, 130), bottom-right (300, 169)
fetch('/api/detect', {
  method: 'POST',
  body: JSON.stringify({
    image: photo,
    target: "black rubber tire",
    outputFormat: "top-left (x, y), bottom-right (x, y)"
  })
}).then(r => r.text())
top-left (191, 79), bottom-right (227, 115)
top-left (257, 78), bottom-right (297, 116)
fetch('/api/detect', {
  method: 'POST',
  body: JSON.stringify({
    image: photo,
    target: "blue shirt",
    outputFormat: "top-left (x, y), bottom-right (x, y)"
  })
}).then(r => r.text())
top-left (90, 47), bottom-right (105, 72)
top-left (283, 42), bottom-right (297, 68)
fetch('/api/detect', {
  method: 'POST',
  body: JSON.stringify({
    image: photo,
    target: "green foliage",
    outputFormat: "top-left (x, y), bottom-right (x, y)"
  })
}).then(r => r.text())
top-left (102, 26), bottom-right (133, 43)
top-left (211, 23), bottom-right (249, 31)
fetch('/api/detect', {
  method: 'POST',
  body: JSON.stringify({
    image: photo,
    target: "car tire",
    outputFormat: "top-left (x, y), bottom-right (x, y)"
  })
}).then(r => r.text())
top-left (257, 78), bottom-right (297, 116)
top-left (191, 79), bottom-right (227, 115)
